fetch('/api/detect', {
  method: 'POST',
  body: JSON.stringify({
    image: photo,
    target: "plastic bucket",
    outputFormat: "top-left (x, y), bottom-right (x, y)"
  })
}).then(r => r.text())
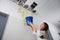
top-left (25, 16), bottom-right (33, 25)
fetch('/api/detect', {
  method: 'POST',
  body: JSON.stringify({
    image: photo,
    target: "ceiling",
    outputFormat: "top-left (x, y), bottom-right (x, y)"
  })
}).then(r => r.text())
top-left (4, 0), bottom-right (60, 32)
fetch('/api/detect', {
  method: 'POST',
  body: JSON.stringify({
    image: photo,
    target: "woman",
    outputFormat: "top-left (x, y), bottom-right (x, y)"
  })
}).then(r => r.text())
top-left (29, 22), bottom-right (49, 40)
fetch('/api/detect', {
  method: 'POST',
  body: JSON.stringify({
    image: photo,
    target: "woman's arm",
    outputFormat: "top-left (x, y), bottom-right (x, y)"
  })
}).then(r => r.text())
top-left (29, 22), bottom-right (37, 32)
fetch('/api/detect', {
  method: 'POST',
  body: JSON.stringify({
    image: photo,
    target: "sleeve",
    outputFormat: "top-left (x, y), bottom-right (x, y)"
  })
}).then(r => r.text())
top-left (33, 31), bottom-right (37, 34)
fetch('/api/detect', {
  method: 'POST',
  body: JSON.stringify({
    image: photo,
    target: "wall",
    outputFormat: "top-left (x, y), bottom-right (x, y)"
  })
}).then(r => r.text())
top-left (0, 0), bottom-right (36, 40)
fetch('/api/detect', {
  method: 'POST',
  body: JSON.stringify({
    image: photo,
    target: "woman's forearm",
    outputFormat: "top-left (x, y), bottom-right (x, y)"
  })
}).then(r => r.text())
top-left (29, 22), bottom-right (37, 32)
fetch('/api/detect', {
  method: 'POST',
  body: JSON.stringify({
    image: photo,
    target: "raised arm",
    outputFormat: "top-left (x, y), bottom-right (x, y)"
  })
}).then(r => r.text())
top-left (29, 22), bottom-right (37, 32)
top-left (25, 16), bottom-right (37, 32)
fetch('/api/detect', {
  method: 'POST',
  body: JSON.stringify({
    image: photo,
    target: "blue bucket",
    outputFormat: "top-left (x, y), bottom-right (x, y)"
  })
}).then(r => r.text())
top-left (25, 16), bottom-right (33, 25)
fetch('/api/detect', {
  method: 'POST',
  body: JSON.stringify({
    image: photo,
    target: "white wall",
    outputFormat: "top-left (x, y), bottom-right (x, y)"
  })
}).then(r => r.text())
top-left (0, 0), bottom-right (37, 40)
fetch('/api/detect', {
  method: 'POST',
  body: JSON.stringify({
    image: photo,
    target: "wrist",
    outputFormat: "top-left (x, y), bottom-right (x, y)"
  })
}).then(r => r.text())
top-left (30, 22), bottom-right (33, 26)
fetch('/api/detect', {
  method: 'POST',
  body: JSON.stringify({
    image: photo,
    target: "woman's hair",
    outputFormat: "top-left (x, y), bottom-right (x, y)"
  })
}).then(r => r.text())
top-left (43, 22), bottom-right (49, 31)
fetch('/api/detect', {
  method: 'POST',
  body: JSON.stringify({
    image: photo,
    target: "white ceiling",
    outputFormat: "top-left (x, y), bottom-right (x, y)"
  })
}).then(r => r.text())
top-left (34, 0), bottom-right (60, 31)
top-left (0, 0), bottom-right (60, 40)
top-left (2, 0), bottom-right (60, 31)
top-left (9, 0), bottom-right (60, 31)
